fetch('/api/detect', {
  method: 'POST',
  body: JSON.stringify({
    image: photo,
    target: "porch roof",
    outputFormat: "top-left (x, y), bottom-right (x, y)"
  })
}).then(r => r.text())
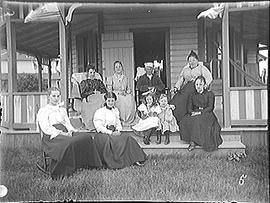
top-left (1, 1), bottom-right (269, 60)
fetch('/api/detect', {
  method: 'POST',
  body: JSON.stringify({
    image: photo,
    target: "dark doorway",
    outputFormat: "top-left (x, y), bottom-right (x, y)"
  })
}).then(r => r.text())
top-left (134, 30), bottom-right (167, 86)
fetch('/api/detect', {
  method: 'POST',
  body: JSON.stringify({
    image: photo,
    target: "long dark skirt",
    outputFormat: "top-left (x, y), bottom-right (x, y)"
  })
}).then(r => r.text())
top-left (41, 125), bottom-right (103, 179)
top-left (179, 112), bottom-right (223, 152)
top-left (93, 133), bottom-right (147, 169)
top-left (170, 81), bottom-right (195, 123)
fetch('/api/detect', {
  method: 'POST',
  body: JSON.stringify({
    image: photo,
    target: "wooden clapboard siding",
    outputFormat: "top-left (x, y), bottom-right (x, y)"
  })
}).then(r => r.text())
top-left (103, 9), bottom-right (198, 87)
top-left (102, 32), bottom-right (134, 91)
top-left (12, 93), bottom-right (47, 129)
top-left (230, 87), bottom-right (268, 125)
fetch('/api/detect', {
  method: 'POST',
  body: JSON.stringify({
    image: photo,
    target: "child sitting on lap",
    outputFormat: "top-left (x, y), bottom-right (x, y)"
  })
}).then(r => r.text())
top-left (132, 93), bottom-right (161, 145)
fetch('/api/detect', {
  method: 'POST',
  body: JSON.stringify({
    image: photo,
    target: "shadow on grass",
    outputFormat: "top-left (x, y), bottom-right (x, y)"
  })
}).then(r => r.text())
top-left (0, 146), bottom-right (269, 202)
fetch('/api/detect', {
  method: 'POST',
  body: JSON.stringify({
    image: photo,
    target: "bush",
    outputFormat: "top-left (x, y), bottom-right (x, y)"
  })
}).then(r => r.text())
top-left (16, 73), bottom-right (48, 92)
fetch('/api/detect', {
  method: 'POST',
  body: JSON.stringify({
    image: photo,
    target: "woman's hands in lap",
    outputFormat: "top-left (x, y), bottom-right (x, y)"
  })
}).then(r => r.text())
top-left (112, 131), bottom-right (121, 136)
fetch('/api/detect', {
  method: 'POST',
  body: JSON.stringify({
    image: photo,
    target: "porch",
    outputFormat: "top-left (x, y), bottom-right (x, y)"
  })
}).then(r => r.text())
top-left (0, 1), bottom-right (269, 152)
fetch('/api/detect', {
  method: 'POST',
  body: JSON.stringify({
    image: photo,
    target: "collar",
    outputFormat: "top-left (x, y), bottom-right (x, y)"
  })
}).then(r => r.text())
top-left (105, 105), bottom-right (114, 110)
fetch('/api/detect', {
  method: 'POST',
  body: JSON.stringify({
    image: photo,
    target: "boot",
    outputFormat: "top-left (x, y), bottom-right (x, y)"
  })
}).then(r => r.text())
top-left (155, 130), bottom-right (162, 144)
top-left (164, 130), bottom-right (170, 145)
top-left (143, 128), bottom-right (153, 145)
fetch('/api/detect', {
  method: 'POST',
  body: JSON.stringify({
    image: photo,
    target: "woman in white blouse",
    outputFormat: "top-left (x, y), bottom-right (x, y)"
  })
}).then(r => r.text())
top-left (93, 91), bottom-right (147, 168)
top-left (37, 87), bottom-right (103, 179)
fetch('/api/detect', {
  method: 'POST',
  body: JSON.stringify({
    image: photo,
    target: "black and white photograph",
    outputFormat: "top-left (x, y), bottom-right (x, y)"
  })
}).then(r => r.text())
top-left (0, 0), bottom-right (269, 202)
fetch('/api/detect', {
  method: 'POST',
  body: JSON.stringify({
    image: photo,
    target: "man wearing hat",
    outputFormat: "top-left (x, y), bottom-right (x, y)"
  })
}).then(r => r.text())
top-left (136, 62), bottom-right (165, 101)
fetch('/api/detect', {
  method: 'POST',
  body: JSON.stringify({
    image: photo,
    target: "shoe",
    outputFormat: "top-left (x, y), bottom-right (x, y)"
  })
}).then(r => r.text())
top-left (143, 136), bottom-right (150, 145)
top-left (164, 131), bottom-right (170, 145)
top-left (135, 161), bottom-right (145, 166)
top-left (155, 130), bottom-right (162, 144)
top-left (187, 142), bottom-right (195, 151)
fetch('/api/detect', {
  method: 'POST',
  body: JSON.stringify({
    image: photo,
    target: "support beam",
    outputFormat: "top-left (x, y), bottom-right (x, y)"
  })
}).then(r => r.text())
top-left (222, 3), bottom-right (231, 128)
top-left (36, 57), bottom-right (43, 92)
top-left (97, 11), bottom-right (104, 75)
top-left (48, 59), bottom-right (52, 88)
top-left (58, 6), bottom-right (68, 109)
top-left (197, 18), bottom-right (207, 62)
top-left (6, 16), bottom-right (17, 129)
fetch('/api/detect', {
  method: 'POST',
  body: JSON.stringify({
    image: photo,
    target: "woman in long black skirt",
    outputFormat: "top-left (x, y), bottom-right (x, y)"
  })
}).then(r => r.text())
top-left (179, 76), bottom-right (223, 152)
top-left (93, 92), bottom-right (147, 169)
top-left (170, 50), bottom-right (213, 124)
top-left (37, 87), bottom-right (103, 179)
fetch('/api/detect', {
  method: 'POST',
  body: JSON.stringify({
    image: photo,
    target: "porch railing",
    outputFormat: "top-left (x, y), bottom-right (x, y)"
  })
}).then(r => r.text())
top-left (230, 86), bottom-right (268, 126)
top-left (0, 92), bottom-right (48, 130)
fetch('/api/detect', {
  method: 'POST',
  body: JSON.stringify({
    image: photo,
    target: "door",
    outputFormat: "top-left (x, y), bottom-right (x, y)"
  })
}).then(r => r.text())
top-left (101, 32), bottom-right (135, 94)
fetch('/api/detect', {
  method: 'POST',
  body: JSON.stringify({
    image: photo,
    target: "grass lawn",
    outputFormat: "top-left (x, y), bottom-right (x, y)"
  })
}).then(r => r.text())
top-left (0, 146), bottom-right (269, 202)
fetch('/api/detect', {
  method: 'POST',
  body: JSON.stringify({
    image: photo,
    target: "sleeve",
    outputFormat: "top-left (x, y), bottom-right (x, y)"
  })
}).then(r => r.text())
top-left (93, 109), bottom-right (113, 135)
top-left (114, 108), bottom-right (123, 132)
top-left (125, 76), bottom-right (132, 93)
top-left (98, 79), bottom-right (108, 94)
top-left (60, 108), bottom-right (77, 132)
top-left (106, 76), bottom-right (113, 91)
top-left (201, 91), bottom-right (215, 113)
top-left (174, 67), bottom-right (185, 89)
top-left (138, 103), bottom-right (147, 112)
top-left (154, 75), bottom-right (165, 92)
top-left (37, 107), bottom-right (62, 139)
top-left (187, 94), bottom-right (194, 114)
top-left (136, 75), bottom-right (149, 92)
top-left (154, 105), bottom-right (162, 114)
top-left (80, 80), bottom-right (91, 99)
top-left (201, 65), bottom-right (213, 87)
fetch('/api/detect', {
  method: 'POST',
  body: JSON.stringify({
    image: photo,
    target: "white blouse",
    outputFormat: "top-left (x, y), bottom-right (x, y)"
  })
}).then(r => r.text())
top-left (175, 63), bottom-right (213, 89)
top-left (93, 106), bottom-right (122, 135)
top-left (138, 103), bottom-right (162, 115)
top-left (37, 104), bottom-right (76, 139)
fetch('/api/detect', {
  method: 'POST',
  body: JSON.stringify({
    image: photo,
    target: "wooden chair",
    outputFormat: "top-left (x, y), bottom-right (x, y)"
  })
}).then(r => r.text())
top-left (36, 125), bottom-right (51, 175)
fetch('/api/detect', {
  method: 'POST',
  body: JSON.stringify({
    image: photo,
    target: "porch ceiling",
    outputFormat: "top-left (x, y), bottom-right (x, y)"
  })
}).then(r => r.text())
top-left (14, 22), bottom-right (59, 59)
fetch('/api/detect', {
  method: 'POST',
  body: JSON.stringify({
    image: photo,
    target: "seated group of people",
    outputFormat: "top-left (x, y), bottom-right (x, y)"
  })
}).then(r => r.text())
top-left (37, 50), bottom-right (223, 179)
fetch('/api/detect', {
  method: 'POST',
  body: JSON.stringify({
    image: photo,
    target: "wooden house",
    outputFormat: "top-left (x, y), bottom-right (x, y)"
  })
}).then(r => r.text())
top-left (0, 0), bottom-right (268, 151)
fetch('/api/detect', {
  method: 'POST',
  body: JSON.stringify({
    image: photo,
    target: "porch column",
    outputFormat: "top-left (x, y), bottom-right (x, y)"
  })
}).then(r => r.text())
top-left (97, 11), bottom-right (104, 74)
top-left (6, 16), bottom-right (17, 129)
top-left (48, 59), bottom-right (52, 88)
top-left (222, 3), bottom-right (231, 128)
top-left (197, 18), bottom-right (207, 62)
top-left (58, 6), bottom-right (68, 109)
top-left (36, 57), bottom-right (43, 92)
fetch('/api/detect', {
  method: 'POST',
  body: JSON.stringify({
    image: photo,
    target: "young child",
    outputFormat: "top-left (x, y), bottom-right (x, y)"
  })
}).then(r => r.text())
top-left (179, 75), bottom-right (222, 152)
top-left (157, 94), bottom-right (179, 145)
top-left (132, 93), bottom-right (161, 145)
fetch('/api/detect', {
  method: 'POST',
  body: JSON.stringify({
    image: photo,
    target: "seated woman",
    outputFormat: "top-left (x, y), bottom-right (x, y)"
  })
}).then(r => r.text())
top-left (106, 61), bottom-right (137, 127)
top-left (37, 87), bottom-right (103, 179)
top-left (93, 91), bottom-right (147, 169)
top-left (179, 76), bottom-right (222, 152)
top-left (80, 64), bottom-right (108, 131)
top-left (170, 50), bottom-right (213, 125)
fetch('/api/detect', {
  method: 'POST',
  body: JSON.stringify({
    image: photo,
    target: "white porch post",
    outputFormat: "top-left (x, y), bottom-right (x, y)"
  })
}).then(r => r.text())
top-left (222, 3), bottom-right (231, 128)
top-left (58, 7), bottom-right (68, 109)
top-left (6, 16), bottom-right (17, 129)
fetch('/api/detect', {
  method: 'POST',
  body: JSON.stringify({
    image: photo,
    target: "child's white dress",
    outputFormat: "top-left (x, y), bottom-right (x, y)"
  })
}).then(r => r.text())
top-left (132, 103), bottom-right (161, 131)
top-left (158, 104), bottom-right (179, 134)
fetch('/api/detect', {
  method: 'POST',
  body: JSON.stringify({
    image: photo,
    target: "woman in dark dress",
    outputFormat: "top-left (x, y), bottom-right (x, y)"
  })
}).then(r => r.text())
top-left (93, 92), bottom-right (147, 169)
top-left (37, 87), bottom-right (103, 179)
top-left (80, 65), bottom-right (108, 130)
top-left (179, 76), bottom-right (222, 152)
top-left (170, 50), bottom-right (213, 124)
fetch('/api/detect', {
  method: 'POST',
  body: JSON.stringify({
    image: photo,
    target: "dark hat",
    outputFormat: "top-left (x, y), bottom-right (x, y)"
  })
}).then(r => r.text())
top-left (187, 50), bottom-right (199, 61)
